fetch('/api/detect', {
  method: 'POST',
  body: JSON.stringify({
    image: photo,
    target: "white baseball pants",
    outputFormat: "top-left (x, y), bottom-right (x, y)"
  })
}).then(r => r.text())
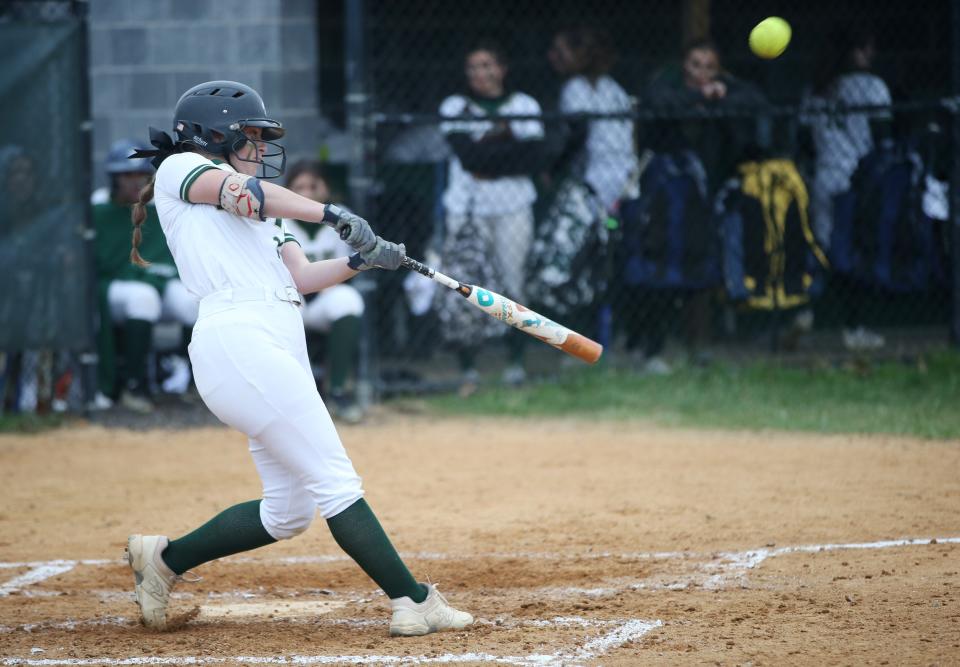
top-left (189, 291), bottom-right (363, 539)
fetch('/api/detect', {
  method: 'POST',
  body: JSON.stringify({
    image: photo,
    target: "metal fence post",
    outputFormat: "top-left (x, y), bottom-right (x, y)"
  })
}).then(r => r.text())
top-left (952, 0), bottom-right (960, 346)
top-left (344, 0), bottom-right (378, 404)
top-left (75, 0), bottom-right (99, 410)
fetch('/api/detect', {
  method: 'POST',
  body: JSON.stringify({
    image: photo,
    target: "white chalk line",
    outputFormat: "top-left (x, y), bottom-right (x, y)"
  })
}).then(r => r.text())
top-left (0, 550), bottom-right (687, 570)
top-left (0, 614), bottom-right (621, 635)
top-left (0, 559), bottom-right (110, 570)
top-left (0, 617), bottom-right (662, 666)
top-left (0, 563), bottom-right (77, 597)
top-left (1, 536), bottom-right (956, 599)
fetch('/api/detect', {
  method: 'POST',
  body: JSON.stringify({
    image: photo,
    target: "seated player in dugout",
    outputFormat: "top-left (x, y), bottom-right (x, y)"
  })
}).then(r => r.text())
top-left (281, 160), bottom-right (365, 424)
top-left (92, 140), bottom-right (198, 413)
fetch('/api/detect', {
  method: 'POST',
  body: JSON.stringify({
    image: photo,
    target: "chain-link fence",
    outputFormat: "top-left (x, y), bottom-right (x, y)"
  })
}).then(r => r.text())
top-left (6, 0), bottom-right (955, 414)
top-left (345, 0), bottom-right (958, 395)
top-left (0, 0), bottom-right (94, 415)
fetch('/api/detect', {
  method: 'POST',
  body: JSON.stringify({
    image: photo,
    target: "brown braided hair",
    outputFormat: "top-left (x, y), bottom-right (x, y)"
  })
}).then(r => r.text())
top-left (130, 177), bottom-right (155, 267)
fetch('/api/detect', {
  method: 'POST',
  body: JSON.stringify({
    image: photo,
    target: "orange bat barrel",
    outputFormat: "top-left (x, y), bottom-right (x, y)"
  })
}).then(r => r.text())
top-left (557, 332), bottom-right (604, 364)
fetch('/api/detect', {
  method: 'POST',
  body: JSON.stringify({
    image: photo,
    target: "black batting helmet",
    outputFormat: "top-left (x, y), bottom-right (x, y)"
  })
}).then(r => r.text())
top-left (172, 81), bottom-right (286, 178)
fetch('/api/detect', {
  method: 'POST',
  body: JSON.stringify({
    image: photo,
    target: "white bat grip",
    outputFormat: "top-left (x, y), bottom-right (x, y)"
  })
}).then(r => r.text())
top-left (401, 256), bottom-right (463, 292)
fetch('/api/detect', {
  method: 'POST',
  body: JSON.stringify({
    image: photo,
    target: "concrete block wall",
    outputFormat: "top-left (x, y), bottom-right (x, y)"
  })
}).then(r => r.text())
top-left (88, 0), bottom-right (338, 189)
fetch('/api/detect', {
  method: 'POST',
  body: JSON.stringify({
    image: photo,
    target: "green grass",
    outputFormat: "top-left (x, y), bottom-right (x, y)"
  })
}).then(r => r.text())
top-left (0, 413), bottom-right (64, 433)
top-left (422, 350), bottom-right (960, 439)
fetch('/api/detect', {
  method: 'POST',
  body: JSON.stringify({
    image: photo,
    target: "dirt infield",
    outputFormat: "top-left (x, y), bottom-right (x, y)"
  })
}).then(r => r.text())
top-left (1, 413), bottom-right (958, 665)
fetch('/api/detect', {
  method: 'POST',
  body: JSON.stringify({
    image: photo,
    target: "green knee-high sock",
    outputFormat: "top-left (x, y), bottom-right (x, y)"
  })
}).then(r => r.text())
top-left (326, 498), bottom-right (427, 602)
top-left (327, 315), bottom-right (360, 394)
top-left (123, 319), bottom-right (153, 390)
top-left (161, 500), bottom-right (277, 575)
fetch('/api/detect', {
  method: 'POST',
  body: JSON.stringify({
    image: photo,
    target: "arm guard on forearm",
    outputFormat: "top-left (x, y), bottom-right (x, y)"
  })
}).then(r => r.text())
top-left (219, 172), bottom-right (267, 221)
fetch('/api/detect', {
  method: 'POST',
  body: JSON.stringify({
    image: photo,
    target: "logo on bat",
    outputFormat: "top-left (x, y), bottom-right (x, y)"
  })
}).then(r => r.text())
top-left (476, 289), bottom-right (495, 307)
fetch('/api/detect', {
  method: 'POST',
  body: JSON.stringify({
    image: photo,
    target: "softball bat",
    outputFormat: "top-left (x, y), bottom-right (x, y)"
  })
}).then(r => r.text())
top-left (402, 256), bottom-right (603, 364)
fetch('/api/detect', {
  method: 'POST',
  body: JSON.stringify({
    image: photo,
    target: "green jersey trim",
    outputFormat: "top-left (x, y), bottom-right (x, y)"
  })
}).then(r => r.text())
top-left (179, 164), bottom-right (218, 202)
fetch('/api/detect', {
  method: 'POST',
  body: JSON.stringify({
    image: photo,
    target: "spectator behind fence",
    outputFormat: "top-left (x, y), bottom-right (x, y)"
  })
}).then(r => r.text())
top-left (281, 161), bottom-right (365, 424)
top-left (93, 139), bottom-right (198, 413)
top-left (644, 38), bottom-right (766, 192)
top-left (437, 39), bottom-right (546, 395)
top-left (801, 25), bottom-right (891, 351)
top-left (547, 26), bottom-right (637, 212)
top-left (620, 39), bottom-right (765, 373)
top-left (521, 27), bottom-right (628, 347)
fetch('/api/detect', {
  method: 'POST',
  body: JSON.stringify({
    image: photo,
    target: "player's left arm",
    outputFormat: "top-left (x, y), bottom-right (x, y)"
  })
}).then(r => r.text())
top-left (186, 169), bottom-right (335, 225)
top-left (186, 171), bottom-right (399, 263)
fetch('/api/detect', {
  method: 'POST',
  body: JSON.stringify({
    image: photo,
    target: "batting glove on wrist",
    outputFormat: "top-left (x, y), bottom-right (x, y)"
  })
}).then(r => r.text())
top-left (323, 204), bottom-right (377, 253)
top-left (350, 236), bottom-right (406, 271)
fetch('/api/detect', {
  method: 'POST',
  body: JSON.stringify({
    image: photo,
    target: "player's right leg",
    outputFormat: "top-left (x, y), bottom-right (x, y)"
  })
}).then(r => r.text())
top-left (245, 371), bottom-right (471, 633)
top-left (127, 301), bottom-right (470, 634)
top-left (196, 302), bottom-right (470, 634)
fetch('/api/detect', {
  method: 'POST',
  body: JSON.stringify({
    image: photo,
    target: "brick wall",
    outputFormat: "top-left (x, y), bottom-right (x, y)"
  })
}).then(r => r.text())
top-left (88, 0), bottom-right (339, 189)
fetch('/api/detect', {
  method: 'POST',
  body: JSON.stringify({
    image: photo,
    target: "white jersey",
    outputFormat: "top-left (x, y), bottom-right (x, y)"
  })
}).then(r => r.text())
top-left (439, 92), bottom-right (543, 216)
top-left (282, 218), bottom-right (351, 262)
top-left (802, 72), bottom-right (892, 192)
top-left (559, 75), bottom-right (637, 210)
top-left (154, 152), bottom-right (299, 300)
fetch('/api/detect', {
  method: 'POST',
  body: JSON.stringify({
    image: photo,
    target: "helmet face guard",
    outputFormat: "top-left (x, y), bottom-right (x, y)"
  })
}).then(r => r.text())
top-left (227, 119), bottom-right (286, 180)
top-left (174, 118), bottom-right (286, 179)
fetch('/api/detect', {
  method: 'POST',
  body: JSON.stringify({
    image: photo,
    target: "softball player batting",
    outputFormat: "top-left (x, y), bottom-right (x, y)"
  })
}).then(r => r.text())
top-left (124, 80), bottom-right (472, 636)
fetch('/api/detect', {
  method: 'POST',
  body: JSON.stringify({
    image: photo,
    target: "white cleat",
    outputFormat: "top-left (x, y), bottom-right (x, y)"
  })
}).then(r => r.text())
top-left (390, 583), bottom-right (474, 636)
top-left (125, 534), bottom-right (177, 630)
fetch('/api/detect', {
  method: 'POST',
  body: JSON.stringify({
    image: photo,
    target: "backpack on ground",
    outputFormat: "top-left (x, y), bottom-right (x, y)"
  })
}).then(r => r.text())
top-left (619, 150), bottom-right (720, 289)
top-left (528, 176), bottom-right (611, 318)
top-left (717, 158), bottom-right (829, 310)
top-left (830, 139), bottom-right (944, 292)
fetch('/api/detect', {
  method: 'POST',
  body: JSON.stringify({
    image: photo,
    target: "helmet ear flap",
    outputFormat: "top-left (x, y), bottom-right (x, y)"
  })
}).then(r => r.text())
top-left (174, 120), bottom-right (233, 157)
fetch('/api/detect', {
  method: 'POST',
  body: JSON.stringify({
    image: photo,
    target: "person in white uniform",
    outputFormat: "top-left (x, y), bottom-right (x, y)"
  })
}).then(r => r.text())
top-left (123, 81), bottom-right (472, 637)
top-left (437, 40), bottom-right (545, 392)
top-left (281, 160), bottom-right (365, 423)
top-left (547, 27), bottom-right (637, 212)
top-left (801, 25), bottom-right (891, 351)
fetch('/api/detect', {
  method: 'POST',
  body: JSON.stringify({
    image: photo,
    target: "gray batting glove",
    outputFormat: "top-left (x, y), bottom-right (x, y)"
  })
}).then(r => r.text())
top-left (354, 237), bottom-right (406, 271)
top-left (323, 204), bottom-right (376, 253)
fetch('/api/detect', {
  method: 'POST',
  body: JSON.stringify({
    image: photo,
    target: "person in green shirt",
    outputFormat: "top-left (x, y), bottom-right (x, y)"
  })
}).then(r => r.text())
top-left (93, 140), bottom-right (198, 412)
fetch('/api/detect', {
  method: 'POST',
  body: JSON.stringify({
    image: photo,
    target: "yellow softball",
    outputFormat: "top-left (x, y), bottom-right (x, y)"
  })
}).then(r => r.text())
top-left (749, 16), bottom-right (791, 59)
